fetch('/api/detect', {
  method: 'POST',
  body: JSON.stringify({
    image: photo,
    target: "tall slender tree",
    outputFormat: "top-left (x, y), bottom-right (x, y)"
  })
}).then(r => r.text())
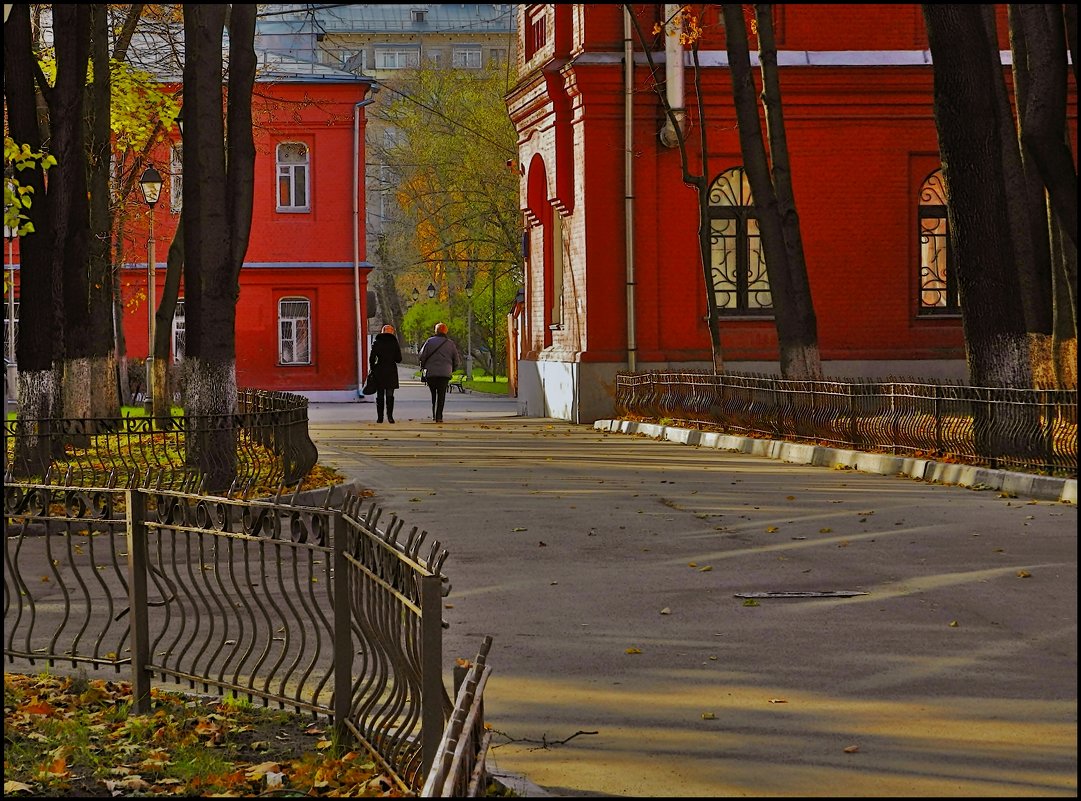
top-left (182, 4), bottom-right (257, 491)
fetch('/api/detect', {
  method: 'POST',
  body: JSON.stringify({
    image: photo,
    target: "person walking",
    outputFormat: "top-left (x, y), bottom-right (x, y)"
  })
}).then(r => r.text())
top-left (368, 324), bottom-right (402, 423)
top-left (418, 322), bottom-right (460, 423)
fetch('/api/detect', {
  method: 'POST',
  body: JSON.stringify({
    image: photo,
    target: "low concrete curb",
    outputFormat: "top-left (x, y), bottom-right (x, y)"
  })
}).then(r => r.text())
top-left (595, 419), bottom-right (1077, 505)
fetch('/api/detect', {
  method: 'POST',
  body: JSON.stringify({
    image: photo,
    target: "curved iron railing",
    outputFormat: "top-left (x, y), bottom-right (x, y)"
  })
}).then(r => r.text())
top-left (2, 389), bottom-right (318, 494)
top-left (615, 371), bottom-right (1077, 477)
top-left (3, 480), bottom-right (461, 795)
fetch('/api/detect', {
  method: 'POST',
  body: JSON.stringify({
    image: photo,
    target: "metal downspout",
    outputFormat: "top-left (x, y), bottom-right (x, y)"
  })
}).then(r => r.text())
top-left (353, 85), bottom-right (378, 398)
top-left (624, 6), bottom-right (637, 373)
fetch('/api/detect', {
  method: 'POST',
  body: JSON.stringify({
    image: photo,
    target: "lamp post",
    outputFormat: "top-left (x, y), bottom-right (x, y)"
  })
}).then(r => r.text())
top-left (427, 282), bottom-right (436, 300)
top-left (139, 166), bottom-right (163, 406)
top-left (464, 277), bottom-right (474, 380)
top-left (411, 287), bottom-right (420, 305)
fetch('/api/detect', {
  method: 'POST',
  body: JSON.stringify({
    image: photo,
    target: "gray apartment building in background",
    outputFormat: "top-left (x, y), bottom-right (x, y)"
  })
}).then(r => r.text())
top-left (255, 4), bottom-right (518, 329)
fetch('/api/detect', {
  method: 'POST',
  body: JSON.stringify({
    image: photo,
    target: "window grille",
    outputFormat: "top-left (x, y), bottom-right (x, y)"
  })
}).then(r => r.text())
top-left (708, 167), bottom-right (772, 314)
top-left (279, 297), bottom-right (312, 365)
top-left (172, 299), bottom-right (185, 363)
top-left (525, 6), bottom-right (547, 59)
top-left (276, 142), bottom-right (310, 212)
top-left (918, 169), bottom-right (959, 314)
top-left (4, 299), bottom-right (18, 364)
top-left (170, 144), bottom-right (183, 213)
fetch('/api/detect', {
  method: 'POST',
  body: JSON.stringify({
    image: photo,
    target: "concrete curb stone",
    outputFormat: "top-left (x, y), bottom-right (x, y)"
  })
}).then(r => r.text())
top-left (595, 419), bottom-right (1077, 505)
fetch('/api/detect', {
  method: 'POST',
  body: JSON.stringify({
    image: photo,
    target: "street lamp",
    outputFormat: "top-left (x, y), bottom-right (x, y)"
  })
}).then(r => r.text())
top-left (411, 287), bottom-right (420, 305)
top-left (139, 165), bottom-right (163, 407)
top-left (464, 277), bottom-right (474, 380)
top-left (427, 282), bottom-right (436, 299)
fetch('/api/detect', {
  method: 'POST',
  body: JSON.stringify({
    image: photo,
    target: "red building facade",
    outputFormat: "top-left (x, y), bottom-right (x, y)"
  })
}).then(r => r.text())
top-left (506, 4), bottom-right (1075, 423)
top-left (125, 63), bottom-right (377, 400)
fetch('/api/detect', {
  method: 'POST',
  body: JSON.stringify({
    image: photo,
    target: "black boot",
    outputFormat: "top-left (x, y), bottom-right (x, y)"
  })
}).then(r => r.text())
top-left (386, 394), bottom-right (395, 424)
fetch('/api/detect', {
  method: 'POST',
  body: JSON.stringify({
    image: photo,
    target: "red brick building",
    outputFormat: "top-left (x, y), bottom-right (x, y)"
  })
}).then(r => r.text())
top-left (5, 52), bottom-right (377, 403)
top-left (506, 4), bottom-right (1073, 422)
top-left (133, 57), bottom-right (378, 400)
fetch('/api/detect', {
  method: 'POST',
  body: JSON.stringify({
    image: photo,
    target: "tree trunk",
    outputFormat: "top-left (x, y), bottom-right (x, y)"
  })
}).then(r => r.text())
top-left (87, 3), bottom-right (119, 417)
top-left (6, 4), bottom-right (59, 471)
top-left (722, 5), bottom-right (813, 380)
top-left (182, 4), bottom-right (257, 492)
top-left (923, 4), bottom-right (1038, 463)
top-left (51, 6), bottom-right (93, 423)
top-left (753, 5), bottom-right (821, 379)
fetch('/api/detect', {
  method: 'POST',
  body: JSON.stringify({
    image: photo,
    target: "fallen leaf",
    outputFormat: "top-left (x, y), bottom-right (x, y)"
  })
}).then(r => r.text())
top-left (512, 527), bottom-right (527, 532)
top-left (4, 781), bottom-right (33, 794)
top-left (701, 712), bottom-right (716, 720)
top-left (698, 565), bottom-right (713, 572)
top-left (742, 599), bottom-right (759, 607)
top-left (625, 647), bottom-right (642, 655)
top-left (659, 607), bottom-right (671, 615)
top-left (819, 527), bottom-right (832, 533)
top-left (766, 526), bottom-right (779, 533)
top-left (948, 620), bottom-right (958, 627)
top-left (844, 745), bottom-right (860, 754)
top-left (1017, 570), bottom-right (1031, 578)
top-left (768, 699), bottom-right (787, 704)
top-left (316, 739), bottom-right (333, 750)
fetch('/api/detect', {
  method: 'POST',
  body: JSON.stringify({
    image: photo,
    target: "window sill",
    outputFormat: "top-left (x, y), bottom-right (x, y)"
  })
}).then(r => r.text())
top-left (276, 208), bottom-right (311, 214)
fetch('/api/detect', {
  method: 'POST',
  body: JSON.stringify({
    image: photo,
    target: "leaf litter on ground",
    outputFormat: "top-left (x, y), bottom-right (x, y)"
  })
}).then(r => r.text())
top-left (4, 672), bottom-right (404, 797)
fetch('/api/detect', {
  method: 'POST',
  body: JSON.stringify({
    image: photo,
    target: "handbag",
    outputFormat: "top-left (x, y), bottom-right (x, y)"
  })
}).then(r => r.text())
top-left (419, 339), bottom-right (449, 385)
top-left (362, 374), bottom-right (379, 395)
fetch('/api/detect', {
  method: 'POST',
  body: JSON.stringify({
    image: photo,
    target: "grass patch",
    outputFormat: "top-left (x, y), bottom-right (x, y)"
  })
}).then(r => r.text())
top-left (4, 671), bottom-right (403, 797)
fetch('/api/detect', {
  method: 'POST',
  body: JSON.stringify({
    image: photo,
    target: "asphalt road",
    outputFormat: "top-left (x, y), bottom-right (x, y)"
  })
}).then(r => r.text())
top-left (307, 380), bottom-right (1078, 797)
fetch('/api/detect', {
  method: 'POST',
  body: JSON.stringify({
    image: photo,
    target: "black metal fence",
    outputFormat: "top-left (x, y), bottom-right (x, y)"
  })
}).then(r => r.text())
top-left (615, 371), bottom-right (1077, 477)
top-left (3, 480), bottom-right (489, 795)
top-left (2, 389), bottom-right (318, 494)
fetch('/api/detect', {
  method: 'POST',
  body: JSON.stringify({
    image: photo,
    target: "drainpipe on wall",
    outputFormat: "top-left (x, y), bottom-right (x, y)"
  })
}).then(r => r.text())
top-left (624, 6), bottom-right (637, 373)
top-left (659, 3), bottom-right (685, 148)
top-left (353, 82), bottom-right (379, 398)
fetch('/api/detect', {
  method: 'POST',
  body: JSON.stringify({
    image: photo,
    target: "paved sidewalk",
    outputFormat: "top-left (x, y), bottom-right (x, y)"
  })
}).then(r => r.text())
top-left (309, 375), bottom-right (1077, 797)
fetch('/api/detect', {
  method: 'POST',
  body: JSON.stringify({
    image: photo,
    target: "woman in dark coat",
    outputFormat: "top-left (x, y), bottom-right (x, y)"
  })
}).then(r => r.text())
top-left (368, 324), bottom-right (402, 423)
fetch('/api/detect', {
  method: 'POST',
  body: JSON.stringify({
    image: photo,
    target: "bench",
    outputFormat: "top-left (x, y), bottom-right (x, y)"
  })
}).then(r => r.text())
top-left (450, 377), bottom-right (466, 393)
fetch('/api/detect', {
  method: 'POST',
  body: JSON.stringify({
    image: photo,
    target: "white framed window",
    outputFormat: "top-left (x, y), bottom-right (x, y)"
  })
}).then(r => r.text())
top-left (276, 142), bottom-right (310, 212)
top-left (278, 297), bottom-right (311, 365)
top-left (410, 8), bottom-right (427, 23)
top-left (426, 49), bottom-right (443, 67)
top-left (452, 47), bottom-right (482, 69)
top-left (489, 48), bottom-right (508, 66)
top-left (170, 144), bottom-right (183, 212)
top-left (172, 299), bottom-right (185, 362)
top-left (375, 48), bottom-right (419, 69)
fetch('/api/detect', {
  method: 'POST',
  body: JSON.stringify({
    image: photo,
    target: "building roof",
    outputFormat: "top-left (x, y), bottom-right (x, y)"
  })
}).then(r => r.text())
top-left (256, 4), bottom-right (516, 36)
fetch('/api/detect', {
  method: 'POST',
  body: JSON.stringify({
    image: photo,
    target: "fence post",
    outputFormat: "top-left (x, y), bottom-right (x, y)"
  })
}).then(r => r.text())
top-left (332, 511), bottom-right (351, 743)
top-left (420, 572), bottom-right (444, 775)
top-left (933, 383), bottom-right (943, 455)
top-left (125, 489), bottom-right (152, 714)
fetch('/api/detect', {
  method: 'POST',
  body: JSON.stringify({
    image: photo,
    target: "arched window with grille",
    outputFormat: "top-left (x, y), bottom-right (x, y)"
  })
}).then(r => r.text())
top-left (276, 142), bottom-right (310, 212)
top-left (708, 167), bottom-right (772, 314)
top-left (918, 168), bottom-right (959, 314)
top-left (278, 297), bottom-right (311, 365)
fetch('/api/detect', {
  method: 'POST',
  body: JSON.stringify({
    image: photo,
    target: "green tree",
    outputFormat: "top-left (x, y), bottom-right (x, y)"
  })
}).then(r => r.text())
top-left (373, 60), bottom-right (521, 376)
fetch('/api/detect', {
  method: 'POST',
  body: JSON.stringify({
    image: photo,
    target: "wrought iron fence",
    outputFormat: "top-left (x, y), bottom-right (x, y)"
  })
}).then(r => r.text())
top-left (423, 636), bottom-right (495, 797)
top-left (3, 479), bottom-right (484, 795)
top-left (2, 389), bottom-right (318, 494)
top-left (615, 371), bottom-right (1077, 477)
